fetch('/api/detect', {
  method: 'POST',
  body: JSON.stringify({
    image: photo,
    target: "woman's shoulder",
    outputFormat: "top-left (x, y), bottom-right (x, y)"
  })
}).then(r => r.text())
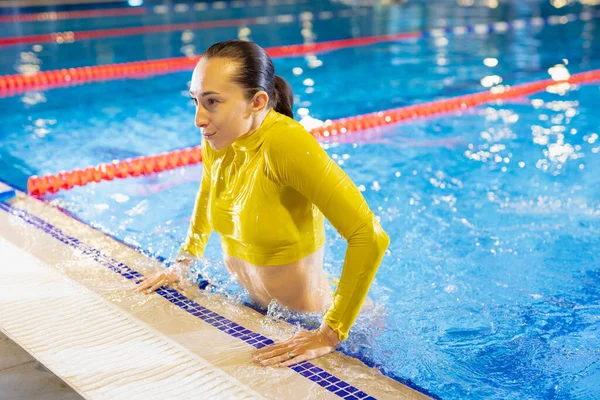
top-left (264, 111), bottom-right (319, 153)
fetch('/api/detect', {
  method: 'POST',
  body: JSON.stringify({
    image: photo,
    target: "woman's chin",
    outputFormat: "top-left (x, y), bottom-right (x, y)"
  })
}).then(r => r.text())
top-left (205, 135), bottom-right (235, 151)
top-left (206, 138), bottom-right (222, 150)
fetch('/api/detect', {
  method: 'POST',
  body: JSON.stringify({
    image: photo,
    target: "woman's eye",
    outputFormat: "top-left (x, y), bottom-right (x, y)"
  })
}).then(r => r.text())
top-left (207, 99), bottom-right (217, 106)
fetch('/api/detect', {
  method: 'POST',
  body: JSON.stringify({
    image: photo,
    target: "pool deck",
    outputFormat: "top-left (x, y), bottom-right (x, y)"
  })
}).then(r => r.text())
top-left (0, 191), bottom-right (430, 400)
top-left (0, 331), bottom-right (83, 400)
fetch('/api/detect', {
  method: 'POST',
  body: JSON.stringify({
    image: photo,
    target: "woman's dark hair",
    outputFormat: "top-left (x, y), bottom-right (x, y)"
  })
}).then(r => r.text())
top-left (202, 40), bottom-right (294, 119)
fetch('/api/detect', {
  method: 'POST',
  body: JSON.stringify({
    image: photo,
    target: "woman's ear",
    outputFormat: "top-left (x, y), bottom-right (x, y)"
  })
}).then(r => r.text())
top-left (251, 91), bottom-right (269, 114)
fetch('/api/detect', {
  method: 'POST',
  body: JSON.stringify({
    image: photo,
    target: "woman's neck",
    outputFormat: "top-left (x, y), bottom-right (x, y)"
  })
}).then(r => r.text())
top-left (246, 108), bottom-right (269, 136)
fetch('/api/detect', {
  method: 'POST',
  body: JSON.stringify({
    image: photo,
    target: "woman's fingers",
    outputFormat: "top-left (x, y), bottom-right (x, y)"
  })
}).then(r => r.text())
top-left (257, 349), bottom-right (299, 367)
top-left (253, 328), bottom-right (336, 368)
top-left (279, 353), bottom-right (310, 368)
top-left (132, 278), bottom-right (152, 293)
top-left (253, 342), bottom-right (295, 362)
top-left (252, 336), bottom-right (299, 360)
top-left (146, 277), bottom-right (167, 293)
top-left (254, 340), bottom-right (291, 355)
top-left (132, 273), bottom-right (167, 293)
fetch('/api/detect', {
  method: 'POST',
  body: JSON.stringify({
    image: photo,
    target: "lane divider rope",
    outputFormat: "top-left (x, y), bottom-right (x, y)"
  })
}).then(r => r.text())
top-left (0, 0), bottom-right (310, 21)
top-left (0, 7), bottom-right (367, 47)
top-left (0, 7), bottom-right (146, 22)
top-left (1, 11), bottom-right (597, 96)
top-left (26, 68), bottom-right (600, 196)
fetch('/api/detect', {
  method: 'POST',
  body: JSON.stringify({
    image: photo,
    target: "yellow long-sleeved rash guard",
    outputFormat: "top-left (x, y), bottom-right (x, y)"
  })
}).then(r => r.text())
top-left (181, 109), bottom-right (390, 341)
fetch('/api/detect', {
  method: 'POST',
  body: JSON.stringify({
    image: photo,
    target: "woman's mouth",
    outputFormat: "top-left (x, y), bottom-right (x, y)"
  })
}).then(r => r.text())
top-left (202, 131), bottom-right (217, 138)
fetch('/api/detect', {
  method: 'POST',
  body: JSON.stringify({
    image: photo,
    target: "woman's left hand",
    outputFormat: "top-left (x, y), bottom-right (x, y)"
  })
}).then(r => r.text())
top-left (252, 322), bottom-right (340, 368)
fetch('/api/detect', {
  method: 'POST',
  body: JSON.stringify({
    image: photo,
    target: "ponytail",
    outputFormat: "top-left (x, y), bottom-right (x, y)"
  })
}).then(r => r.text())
top-left (272, 75), bottom-right (294, 119)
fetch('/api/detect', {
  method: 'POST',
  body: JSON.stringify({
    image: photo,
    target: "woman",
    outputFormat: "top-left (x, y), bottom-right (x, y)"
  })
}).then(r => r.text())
top-left (134, 40), bottom-right (389, 367)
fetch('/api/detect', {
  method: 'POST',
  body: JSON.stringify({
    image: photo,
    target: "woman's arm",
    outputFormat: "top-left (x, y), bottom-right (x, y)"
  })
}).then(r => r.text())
top-left (265, 125), bottom-right (390, 341)
top-left (134, 140), bottom-right (213, 294)
top-left (179, 140), bottom-right (213, 258)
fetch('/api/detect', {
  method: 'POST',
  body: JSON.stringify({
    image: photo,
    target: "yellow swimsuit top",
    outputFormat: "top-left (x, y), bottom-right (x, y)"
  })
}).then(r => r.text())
top-left (181, 109), bottom-right (390, 341)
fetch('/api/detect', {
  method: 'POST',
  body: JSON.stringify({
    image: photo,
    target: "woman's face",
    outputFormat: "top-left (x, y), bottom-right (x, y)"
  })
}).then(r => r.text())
top-left (189, 57), bottom-right (255, 151)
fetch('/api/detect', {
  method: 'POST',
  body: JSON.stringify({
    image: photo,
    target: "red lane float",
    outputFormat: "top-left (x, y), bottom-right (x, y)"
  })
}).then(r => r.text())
top-left (0, 57), bottom-right (200, 96)
top-left (0, 7), bottom-right (147, 23)
top-left (0, 16), bottom-right (263, 47)
top-left (26, 69), bottom-right (600, 197)
top-left (0, 32), bottom-right (423, 97)
top-left (311, 70), bottom-right (600, 138)
top-left (267, 32), bottom-right (422, 58)
top-left (27, 146), bottom-right (202, 196)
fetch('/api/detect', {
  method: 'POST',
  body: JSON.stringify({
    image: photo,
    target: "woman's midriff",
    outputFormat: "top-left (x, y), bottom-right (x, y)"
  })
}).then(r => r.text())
top-left (223, 247), bottom-right (332, 314)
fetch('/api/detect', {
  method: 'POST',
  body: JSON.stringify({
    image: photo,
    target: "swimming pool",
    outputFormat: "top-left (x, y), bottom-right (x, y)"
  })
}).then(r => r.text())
top-left (1, 0), bottom-right (600, 398)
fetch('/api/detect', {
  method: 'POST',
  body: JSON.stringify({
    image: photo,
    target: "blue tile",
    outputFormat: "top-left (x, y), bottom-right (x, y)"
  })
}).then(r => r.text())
top-left (338, 382), bottom-right (349, 389)
top-left (345, 386), bottom-right (358, 394)
top-left (223, 325), bottom-right (239, 332)
top-left (248, 334), bottom-right (261, 340)
top-left (291, 365), bottom-right (304, 372)
top-left (326, 376), bottom-right (340, 384)
top-left (335, 389), bottom-right (350, 397)
top-left (308, 375), bottom-right (321, 382)
top-left (354, 392), bottom-right (368, 399)
top-left (309, 367), bottom-right (321, 373)
top-left (316, 380), bottom-right (330, 388)
top-left (364, 397), bottom-right (377, 400)
top-left (300, 370), bottom-right (314, 378)
top-left (318, 372), bottom-right (330, 379)
top-left (344, 396), bottom-right (359, 400)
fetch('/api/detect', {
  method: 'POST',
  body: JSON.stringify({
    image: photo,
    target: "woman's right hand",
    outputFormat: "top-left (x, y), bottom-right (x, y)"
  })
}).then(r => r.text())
top-left (133, 261), bottom-right (189, 294)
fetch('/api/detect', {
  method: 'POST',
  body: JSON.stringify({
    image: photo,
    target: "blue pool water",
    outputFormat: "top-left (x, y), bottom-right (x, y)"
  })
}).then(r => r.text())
top-left (1, 0), bottom-right (600, 399)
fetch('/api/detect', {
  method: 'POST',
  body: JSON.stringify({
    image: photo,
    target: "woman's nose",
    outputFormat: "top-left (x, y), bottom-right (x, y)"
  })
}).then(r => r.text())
top-left (195, 110), bottom-right (208, 129)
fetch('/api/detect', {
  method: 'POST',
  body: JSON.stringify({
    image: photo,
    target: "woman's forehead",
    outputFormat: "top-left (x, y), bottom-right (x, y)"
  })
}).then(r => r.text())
top-left (190, 58), bottom-right (240, 95)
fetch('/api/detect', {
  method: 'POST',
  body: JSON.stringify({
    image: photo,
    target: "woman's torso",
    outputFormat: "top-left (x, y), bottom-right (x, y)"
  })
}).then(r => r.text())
top-left (204, 111), bottom-right (331, 312)
top-left (205, 110), bottom-right (326, 266)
